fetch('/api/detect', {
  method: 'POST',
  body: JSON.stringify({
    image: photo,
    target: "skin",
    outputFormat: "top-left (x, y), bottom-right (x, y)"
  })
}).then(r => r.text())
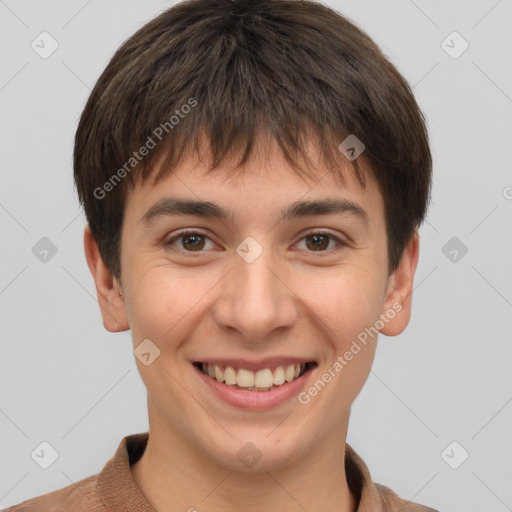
top-left (84, 136), bottom-right (419, 512)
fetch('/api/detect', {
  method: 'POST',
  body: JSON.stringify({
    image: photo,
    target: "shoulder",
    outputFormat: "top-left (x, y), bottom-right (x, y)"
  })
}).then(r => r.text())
top-left (3, 473), bottom-right (106, 512)
top-left (375, 482), bottom-right (440, 512)
top-left (345, 443), bottom-right (439, 511)
top-left (4, 432), bottom-right (150, 512)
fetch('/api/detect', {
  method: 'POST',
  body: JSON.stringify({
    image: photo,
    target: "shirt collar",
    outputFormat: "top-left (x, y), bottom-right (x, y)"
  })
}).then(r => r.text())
top-left (98, 432), bottom-right (387, 511)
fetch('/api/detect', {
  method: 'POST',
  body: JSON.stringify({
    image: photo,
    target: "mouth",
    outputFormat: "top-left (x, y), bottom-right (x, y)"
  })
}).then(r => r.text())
top-left (192, 361), bottom-right (318, 392)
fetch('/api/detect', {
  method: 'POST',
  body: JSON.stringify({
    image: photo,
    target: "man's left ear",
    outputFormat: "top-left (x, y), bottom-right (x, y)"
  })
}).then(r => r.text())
top-left (379, 230), bottom-right (420, 337)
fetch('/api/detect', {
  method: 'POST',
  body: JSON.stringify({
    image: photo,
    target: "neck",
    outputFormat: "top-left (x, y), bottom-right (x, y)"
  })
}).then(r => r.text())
top-left (131, 404), bottom-right (357, 512)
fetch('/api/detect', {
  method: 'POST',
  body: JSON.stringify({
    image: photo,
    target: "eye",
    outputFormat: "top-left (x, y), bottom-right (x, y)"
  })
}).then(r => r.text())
top-left (165, 230), bottom-right (215, 252)
top-left (295, 231), bottom-right (346, 252)
top-left (165, 229), bottom-right (346, 255)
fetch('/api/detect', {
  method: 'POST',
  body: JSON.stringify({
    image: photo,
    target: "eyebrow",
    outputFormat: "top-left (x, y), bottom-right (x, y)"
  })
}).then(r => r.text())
top-left (140, 196), bottom-right (369, 226)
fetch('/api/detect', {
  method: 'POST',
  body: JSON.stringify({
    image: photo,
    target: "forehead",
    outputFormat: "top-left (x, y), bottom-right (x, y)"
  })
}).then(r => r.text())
top-left (124, 135), bottom-right (384, 227)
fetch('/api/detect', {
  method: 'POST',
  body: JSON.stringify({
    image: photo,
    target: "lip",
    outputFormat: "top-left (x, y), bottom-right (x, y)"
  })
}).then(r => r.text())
top-left (193, 361), bottom-right (317, 410)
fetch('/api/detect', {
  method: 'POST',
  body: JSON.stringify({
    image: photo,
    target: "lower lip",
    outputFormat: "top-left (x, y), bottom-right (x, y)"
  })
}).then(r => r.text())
top-left (193, 364), bottom-right (316, 410)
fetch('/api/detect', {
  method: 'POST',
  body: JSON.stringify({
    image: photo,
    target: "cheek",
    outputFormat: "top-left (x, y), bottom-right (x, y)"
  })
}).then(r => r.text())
top-left (296, 265), bottom-right (385, 343)
top-left (294, 271), bottom-right (383, 418)
top-left (124, 264), bottom-right (219, 349)
top-left (124, 266), bottom-right (217, 401)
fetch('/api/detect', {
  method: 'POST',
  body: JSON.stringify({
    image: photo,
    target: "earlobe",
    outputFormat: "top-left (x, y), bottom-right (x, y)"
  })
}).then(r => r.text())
top-left (379, 231), bottom-right (420, 337)
top-left (83, 225), bottom-right (130, 332)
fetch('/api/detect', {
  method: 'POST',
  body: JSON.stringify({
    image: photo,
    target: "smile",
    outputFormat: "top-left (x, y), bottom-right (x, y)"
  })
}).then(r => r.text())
top-left (193, 361), bottom-right (316, 392)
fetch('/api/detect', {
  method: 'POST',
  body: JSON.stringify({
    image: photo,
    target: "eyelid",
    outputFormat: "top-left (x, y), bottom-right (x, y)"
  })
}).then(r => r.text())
top-left (165, 228), bottom-right (218, 252)
top-left (166, 228), bottom-right (211, 240)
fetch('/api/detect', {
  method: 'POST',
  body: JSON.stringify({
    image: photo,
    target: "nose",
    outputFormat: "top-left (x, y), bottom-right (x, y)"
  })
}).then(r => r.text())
top-left (212, 249), bottom-right (298, 344)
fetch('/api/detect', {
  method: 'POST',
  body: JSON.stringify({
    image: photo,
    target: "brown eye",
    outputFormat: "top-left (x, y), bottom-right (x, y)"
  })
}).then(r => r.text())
top-left (305, 234), bottom-right (330, 251)
top-left (166, 231), bottom-right (214, 253)
top-left (181, 234), bottom-right (205, 251)
top-left (295, 231), bottom-right (346, 253)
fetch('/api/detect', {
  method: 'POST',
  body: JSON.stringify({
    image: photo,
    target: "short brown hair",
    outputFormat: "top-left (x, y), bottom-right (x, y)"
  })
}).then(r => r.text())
top-left (74, 0), bottom-right (432, 280)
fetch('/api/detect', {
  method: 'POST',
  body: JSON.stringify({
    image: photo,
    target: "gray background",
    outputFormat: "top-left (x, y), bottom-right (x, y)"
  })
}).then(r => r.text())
top-left (1, 1), bottom-right (511, 510)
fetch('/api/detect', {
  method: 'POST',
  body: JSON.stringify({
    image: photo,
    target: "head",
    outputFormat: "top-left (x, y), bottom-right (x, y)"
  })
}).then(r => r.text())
top-left (77, 0), bottom-right (431, 472)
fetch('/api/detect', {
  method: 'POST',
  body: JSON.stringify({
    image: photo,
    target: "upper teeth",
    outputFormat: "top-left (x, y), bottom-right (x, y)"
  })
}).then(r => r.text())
top-left (201, 363), bottom-right (305, 389)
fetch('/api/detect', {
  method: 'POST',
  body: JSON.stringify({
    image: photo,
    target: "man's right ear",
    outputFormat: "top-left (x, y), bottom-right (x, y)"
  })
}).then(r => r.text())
top-left (83, 225), bottom-right (129, 332)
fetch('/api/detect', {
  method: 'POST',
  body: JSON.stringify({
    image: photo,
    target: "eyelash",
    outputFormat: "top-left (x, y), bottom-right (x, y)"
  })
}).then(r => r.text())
top-left (165, 229), bottom-right (347, 255)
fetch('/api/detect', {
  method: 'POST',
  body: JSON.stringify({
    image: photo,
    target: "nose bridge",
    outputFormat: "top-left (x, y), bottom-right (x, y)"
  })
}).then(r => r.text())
top-left (213, 246), bottom-right (297, 341)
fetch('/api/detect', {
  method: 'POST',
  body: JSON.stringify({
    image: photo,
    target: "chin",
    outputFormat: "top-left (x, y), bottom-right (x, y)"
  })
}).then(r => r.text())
top-left (201, 426), bottom-right (310, 473)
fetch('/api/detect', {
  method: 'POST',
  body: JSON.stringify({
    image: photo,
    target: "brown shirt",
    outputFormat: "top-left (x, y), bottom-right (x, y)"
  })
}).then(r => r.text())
top-left (5, 432), bottom-right (439, 511)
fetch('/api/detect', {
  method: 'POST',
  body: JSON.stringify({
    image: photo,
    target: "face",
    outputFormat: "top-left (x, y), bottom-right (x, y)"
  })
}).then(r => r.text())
top-left (86, 137), bottom-right (418, 473)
